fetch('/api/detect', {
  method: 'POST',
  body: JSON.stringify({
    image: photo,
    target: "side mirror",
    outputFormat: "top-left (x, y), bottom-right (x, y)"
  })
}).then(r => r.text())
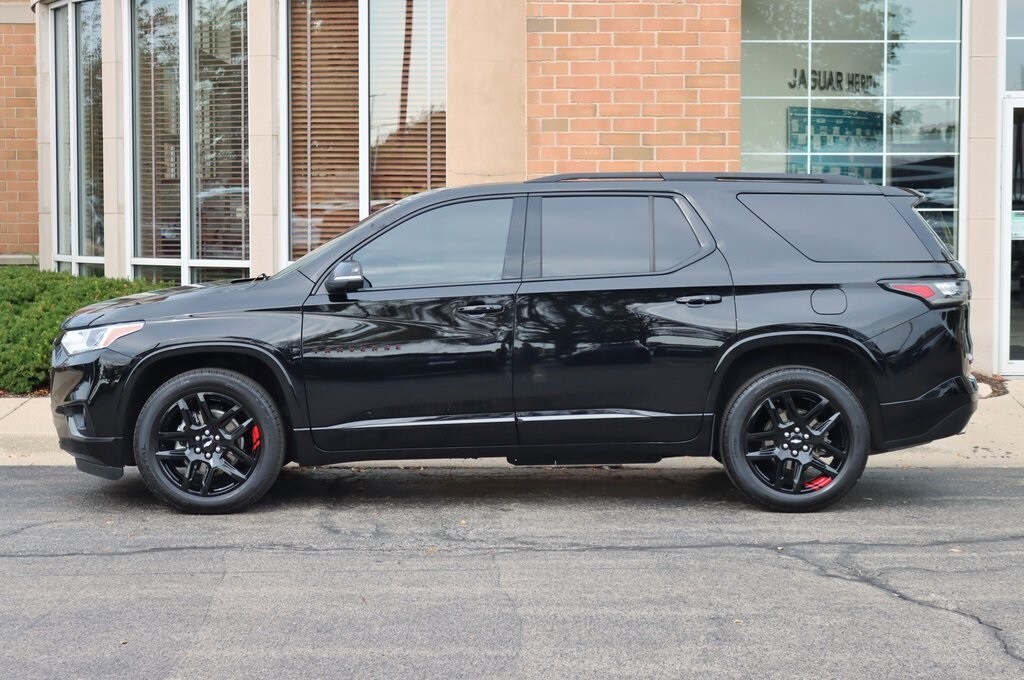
top-left (325, 260), bottom-right (365, 294)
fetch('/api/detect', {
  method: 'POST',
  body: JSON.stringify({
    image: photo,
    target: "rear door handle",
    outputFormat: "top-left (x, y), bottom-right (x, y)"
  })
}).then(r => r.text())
top-left (675, 294), bottom-right (722, 307)
top-left (456, 304), bottom-right (504, 315)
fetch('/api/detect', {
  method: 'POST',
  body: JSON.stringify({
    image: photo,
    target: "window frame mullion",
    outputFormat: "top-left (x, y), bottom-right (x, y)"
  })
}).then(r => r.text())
top-left (178, 0), bottom-right (192, 284)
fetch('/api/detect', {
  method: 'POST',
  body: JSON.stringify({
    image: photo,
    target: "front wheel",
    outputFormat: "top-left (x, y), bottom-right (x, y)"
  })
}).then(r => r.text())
top-left (719, 367), bottom-right (869, 512)
top-left (134, 368), bottom-right (285, 514)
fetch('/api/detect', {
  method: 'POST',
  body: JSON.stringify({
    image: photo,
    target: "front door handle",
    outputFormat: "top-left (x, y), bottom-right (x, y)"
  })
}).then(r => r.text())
top-left (675, 294), bottom-right (722, 307)
top-left (456, 304), bottom-right (504, 315)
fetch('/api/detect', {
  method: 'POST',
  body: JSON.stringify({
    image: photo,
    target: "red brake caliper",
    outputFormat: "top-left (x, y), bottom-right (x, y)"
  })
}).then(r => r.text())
top-left (251, 425), bottom-right (261, 452)
top-left (804, 475), bottom-right (831, 491)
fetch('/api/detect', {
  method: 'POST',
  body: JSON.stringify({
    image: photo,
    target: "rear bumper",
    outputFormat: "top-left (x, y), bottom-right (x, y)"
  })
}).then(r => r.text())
top-left (874, 375), bottom-right (978, 452)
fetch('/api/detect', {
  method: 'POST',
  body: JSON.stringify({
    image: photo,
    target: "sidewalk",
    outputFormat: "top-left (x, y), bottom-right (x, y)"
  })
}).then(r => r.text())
top-left (2, 382), bottom-right (1022, 468)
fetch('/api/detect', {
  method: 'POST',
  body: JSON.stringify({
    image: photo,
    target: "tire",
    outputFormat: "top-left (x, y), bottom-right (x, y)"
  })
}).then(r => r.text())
top-left (719, 366), bottom-right (869, 512)
top-left (133, 368), bottom-right (285, 514)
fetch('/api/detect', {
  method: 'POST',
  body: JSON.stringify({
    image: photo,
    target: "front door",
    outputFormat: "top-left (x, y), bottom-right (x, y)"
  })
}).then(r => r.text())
top-left (302, 197), bottom-right (525, 452)
top-left (513, 193), bottom-right (736, 447)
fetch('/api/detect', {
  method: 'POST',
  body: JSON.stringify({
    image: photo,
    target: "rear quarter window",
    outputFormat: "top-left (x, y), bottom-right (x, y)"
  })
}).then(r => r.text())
top-left (737, 193), bottom-right (933, 262)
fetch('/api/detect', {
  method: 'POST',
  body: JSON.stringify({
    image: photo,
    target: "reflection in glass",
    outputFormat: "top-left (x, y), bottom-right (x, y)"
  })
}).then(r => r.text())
top-left (1009, 0), bottom-right (1024, 37)
top-left (654, 198), bottom-right (701, 270)
top-left (54, 5), bottom-right (71, 256)
top-left (889, 0), bottom-right (960, 41)
top-left (742, 99), bottom-right (806, 153)
top-left (741, 0), bottom-right (807, 41)
top-left (889, 156), bottom-right (957, 209)
top-left (1011, 239), bottom-right (1024, 360)
top-left (79, 263), bottom-right (105, 278)
top-left (887, 99), bottom-right (958, 153)
top-left (135, 265), bottom-right (181, 284)
top-left (77, 0), bottom-right (103, 258)
top-left (369, 0), bottom-right (446, 209)
top-left (918, 211), bottom-right (957, 256)
top-left (134, 0), bottom-right (180, 259)
top-left (192, 0), bottom-right (248, 262)
top-left (290, 0), bottom-right (360, 259)
top-left (809, 155), bottom-right (883, 184)
top-left (805, 100), bottom-right (883, 153)
top-left (810, 43), bottom-right (883, 96)
top-left (542, 197), bottom-right (652, 277)
top-left (741, 43), bottom-right (806, 97)
top-left (741, 155), bottom-right (806, 174)
top-left (811, 0), bottom-right (883, 41)
top-left (191, 267), bottom-right (248, 283)
top-left (356, 199), bottom-right (512, 288)
top-left (888, 43), bottom-right (959, 97)
top-left (1009, 40), bottom-right (1024, 91)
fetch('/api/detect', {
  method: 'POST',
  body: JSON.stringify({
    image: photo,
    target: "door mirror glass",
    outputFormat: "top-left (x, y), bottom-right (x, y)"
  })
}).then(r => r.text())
top-left (325, 260), bottom-right (365, 294)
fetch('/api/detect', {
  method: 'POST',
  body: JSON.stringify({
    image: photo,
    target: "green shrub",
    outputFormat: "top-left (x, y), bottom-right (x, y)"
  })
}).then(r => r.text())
top-left (0, 267), bottom-right (164, 394)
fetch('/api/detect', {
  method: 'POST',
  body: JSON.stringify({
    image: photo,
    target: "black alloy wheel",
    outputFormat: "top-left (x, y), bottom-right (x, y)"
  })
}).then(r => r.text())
top-left (720, 367), bottom-right (869, 512)
top-left (134, 368), bottom-right (285, 513)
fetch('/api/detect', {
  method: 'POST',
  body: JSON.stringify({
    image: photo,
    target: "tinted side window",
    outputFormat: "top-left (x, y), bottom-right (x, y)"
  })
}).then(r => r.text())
top-left (355, 199), bottom-right (514, 288)
top-left (737, 193), bottom-right (933, 262)
top-left (540, 196), bottom-right (701, 277)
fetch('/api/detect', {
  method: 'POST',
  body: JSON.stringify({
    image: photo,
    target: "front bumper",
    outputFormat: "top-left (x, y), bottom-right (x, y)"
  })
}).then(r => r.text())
top-left (875, 375), bottom-right (979, 452)
top-left (51, 344), bottom-right (133, 478)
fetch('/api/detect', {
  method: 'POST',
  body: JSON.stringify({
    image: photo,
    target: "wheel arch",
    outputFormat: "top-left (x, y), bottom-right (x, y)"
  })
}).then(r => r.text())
top-left (117, 343), bottom-right (305, 465)
top-left (706, 333), bottom-right (885, 451)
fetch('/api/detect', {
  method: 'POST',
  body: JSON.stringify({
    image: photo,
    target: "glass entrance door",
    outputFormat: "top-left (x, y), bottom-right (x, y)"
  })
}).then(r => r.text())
top-left (1007, 106), bottom-right (1024, 370)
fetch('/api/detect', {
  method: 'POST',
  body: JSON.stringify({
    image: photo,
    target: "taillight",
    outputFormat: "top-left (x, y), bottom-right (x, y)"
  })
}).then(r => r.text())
top-left (880, 279), bottom-right (971, 308)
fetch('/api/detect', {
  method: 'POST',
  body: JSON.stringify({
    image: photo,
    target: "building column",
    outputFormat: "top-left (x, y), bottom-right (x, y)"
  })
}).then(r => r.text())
top-left (100, 0), bottom-right (127, 277)
top-left (248, 0), bottom-right (280, 275)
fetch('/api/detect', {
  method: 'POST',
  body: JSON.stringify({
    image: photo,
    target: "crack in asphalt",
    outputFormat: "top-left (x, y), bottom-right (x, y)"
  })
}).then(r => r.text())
top-left (0, 520), bottom-right (59, 541)
top-left (778, 547), bottom-right (1024, 668)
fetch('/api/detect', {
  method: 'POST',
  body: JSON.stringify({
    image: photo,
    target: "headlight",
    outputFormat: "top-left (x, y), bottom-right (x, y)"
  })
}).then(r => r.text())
top-left (60, 322), bottom-right (145, 355)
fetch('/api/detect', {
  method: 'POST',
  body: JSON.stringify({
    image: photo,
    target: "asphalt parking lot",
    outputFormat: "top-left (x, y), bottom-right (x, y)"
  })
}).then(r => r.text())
top-left (1, 464), bottom-right (1022, 679)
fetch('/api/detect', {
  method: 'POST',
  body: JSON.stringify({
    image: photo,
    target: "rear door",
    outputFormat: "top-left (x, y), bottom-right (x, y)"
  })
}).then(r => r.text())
top-left (513, 192), bottom-right (736, 446)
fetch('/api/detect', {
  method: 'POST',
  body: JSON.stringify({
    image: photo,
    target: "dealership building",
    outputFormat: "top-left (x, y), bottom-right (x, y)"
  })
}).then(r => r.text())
top-left (0, 0), bottom-right (1022, 374)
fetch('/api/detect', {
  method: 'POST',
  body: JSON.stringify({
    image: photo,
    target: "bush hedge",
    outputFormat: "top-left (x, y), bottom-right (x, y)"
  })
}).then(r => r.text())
top-left (0, 267), bottom-right (163, 394)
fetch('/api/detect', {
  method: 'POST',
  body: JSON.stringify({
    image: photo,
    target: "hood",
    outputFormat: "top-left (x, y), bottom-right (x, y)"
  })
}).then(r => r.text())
top-left (62, 279), bottom-right (260, 330)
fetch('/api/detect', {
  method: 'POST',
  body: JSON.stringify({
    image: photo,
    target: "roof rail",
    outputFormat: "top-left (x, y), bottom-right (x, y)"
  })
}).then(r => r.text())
top-left (525, 172), bottom-right (866, 185)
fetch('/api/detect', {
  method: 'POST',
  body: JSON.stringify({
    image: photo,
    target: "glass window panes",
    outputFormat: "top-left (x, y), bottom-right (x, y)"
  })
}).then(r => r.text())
top-left (742, 0), bottom-right (808, 41)
top-left (887, 99), bottom-right (958, 153)
top-left (742, 1), bottom-right (962, 257)
top-left (541, 196), bottom-right (651, 278)
top-left (1008, 40), bottom-right (1024, 91)
top-left (807, 100), bottom-right (883, 153)
top-left (810, 43), bottom-right (883, 97)
top-left (918, 211), bottom-right (957, 255)
top-left (355, 199), bottom-right (513, 288)
top-left (1009, 0), bottom-right (1024, 37)
top-left (134, 0), bottom-right (181, 260)
top-left (811, 0), bottom-right (884, 41)
top-left (192, 267), bottom-right (248, 283)
top-left (809, 155), bottom-right (883, 184)
top-left (740, 155), bottom-right (805, 174)
top-left (192, 0), bottom-right (248, 261)
top-left (653, 198), bottom-right (701, 270)
top-left (888, 43), bottom-right (959, 97)
top-left (889, 0), bottom-right (959, 41)
top-left (79, 263), bottom-right (105, 278)
top-left (741, 43), bottom-right (806, 97)
top-left (742, 99), bottom-right (806, 153)
top-left (54, 5), bottom-right (71, 257)
top-left (77, 0), bottom-right (103, 259)
top-left (135, 265), bottom-right (180, 284)
top-left (889, 156), bottom-right (957, 209)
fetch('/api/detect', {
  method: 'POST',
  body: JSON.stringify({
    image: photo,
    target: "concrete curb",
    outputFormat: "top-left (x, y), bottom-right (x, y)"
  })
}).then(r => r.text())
top-left (2, 382), bottom-right (1022, 468)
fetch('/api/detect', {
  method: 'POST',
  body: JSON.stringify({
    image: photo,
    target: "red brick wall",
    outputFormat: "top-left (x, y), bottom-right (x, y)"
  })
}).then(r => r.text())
top-left (526, 0), bottom-right (740, 178)
top-left (0, 22), bottom-right (37, 256)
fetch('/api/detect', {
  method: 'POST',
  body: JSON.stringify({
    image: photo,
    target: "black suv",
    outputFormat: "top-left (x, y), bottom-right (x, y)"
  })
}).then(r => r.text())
top-left (51, 173), bottom-right (977, 513)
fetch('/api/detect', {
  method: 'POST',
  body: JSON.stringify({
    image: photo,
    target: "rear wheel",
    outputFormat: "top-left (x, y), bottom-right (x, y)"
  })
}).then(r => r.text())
top-left (719, 367), bottom-right (869, 512)
top-left (134, 368), bottom-right (285, 514)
